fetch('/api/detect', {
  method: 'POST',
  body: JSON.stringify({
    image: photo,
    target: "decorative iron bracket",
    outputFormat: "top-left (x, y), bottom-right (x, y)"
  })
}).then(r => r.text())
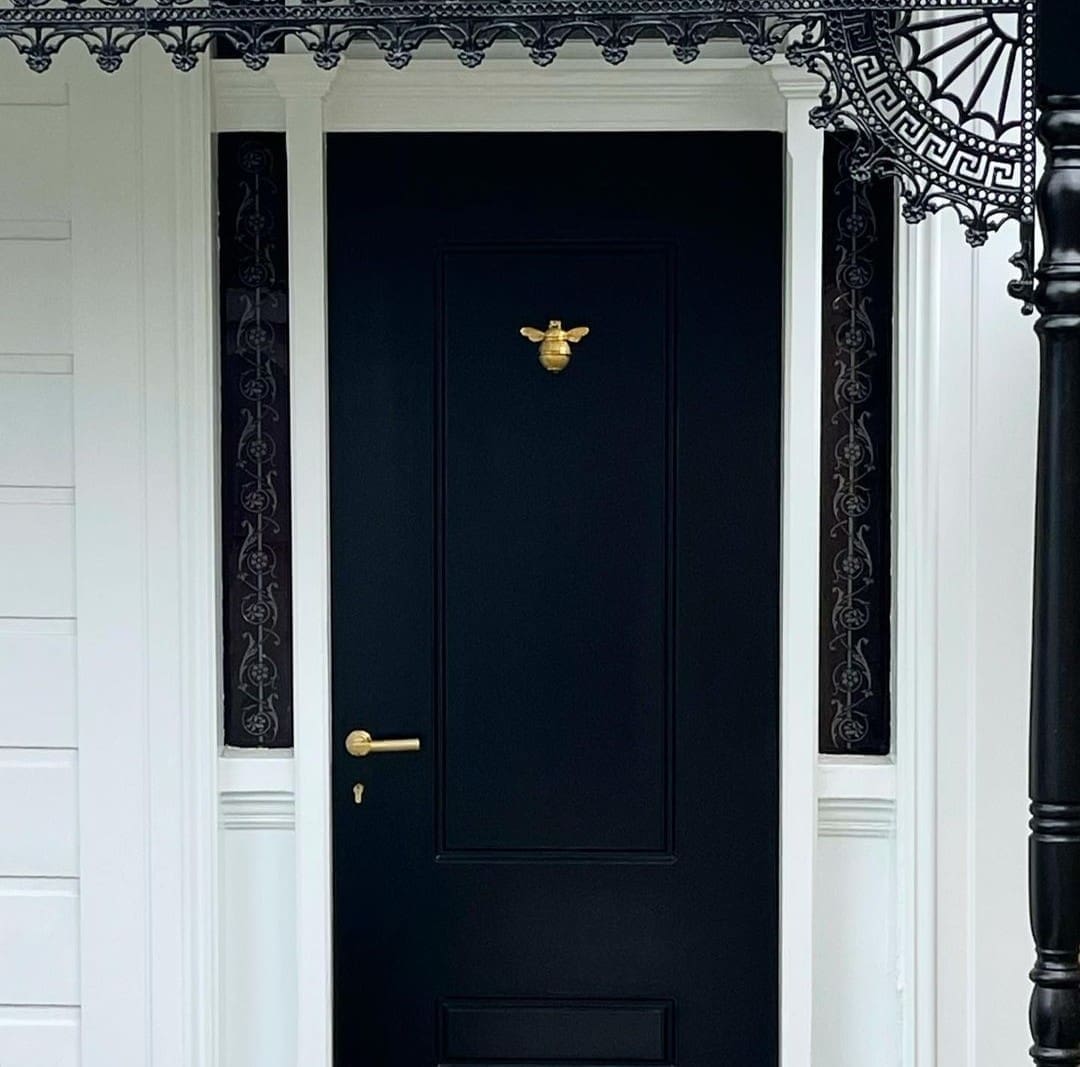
top-left (0, 0), bottom-right (1038, 302)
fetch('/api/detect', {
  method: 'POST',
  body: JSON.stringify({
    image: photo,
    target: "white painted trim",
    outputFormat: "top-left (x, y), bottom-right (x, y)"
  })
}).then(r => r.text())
top-left (266, 57), bottom-right (339, 1067)
top-left (818, 798), bottom-right (896, 839)
top-left (220, 791), bottom-right (296, 831)
top-left (773, 65), bottom-right (823, 1067)
top-left (895, 199), bottom-right (938, 1067)
top-left (69, 56), bottom-right (153, 1067)
top-left (171, 60), bottom-right (221, 1067)
top-left (69, 51), bottom-right (218, 1067)
top-left (895, 208), bottom-right (980, 1067)
top-left (215, 54), bottom-right (785, 132)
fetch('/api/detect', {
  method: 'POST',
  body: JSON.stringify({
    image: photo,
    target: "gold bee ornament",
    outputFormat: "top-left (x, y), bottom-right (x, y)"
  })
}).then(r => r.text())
top-left (520, 319), bottom-right (590, 373)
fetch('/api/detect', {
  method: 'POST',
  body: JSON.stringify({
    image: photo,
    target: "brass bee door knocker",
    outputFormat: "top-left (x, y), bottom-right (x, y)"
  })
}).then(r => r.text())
top-left (520, 320), bottom-right (589, 373)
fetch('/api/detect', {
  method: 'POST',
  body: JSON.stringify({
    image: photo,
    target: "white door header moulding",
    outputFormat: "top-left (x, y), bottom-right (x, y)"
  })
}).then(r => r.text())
top-left (213, 52), bottom-right (788, 132)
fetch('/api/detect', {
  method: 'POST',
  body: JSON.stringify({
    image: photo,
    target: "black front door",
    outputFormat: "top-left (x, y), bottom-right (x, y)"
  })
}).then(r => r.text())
top-left (328, 133), bottom-right (782, 1067)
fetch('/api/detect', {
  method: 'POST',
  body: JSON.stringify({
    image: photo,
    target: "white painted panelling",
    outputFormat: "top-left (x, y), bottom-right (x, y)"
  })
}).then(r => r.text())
top-left (221, 825), bottom-right (296, 1067)
top-left (0, 880), bottom-right (79, 1005)
top-left (0, 620), bottom-right (76, 748)
top-left (0, 496), bottom-right (74, 617)
top-left (970, 228), bottom-right (1038, 1066)
top-left (0, 1007), bottom-right (79, 1067)
top-left (814, 834), bottom-right (899, 1067)
top-left (0, 103), bottom-right (69, 222)
top-left (0, 241), bottom-right (72, 354)
top-left (0, 751), bottom-right (78, 877)
top-left (0, 372), bottom-right (74, 486)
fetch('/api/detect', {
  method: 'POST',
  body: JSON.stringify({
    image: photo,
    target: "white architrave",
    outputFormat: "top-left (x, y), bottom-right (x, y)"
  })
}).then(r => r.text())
top-left (895, 203), bottom-right (945, 1067)
top-left (266, 59), bottom-right (341, 1067)
top-left (68, 48), bottom-right (218, 1067)
top-left (69, 58), bottom-right (151, 1067)
top-left (771, 63), bottom-right (824, 1067)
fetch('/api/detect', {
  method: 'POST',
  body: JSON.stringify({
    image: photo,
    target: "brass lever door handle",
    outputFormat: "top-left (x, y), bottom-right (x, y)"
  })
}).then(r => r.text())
top-left (344, 729), bottom-right (421, 758)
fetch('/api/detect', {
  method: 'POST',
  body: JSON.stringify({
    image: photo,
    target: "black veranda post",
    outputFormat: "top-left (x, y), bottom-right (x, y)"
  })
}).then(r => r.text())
top-left (1030, 3), bottom-right (1080, 1064)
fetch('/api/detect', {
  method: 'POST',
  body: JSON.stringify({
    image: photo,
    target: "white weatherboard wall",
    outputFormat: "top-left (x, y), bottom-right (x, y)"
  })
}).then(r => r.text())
top-left (0, 66), bottom-right (79, 1065)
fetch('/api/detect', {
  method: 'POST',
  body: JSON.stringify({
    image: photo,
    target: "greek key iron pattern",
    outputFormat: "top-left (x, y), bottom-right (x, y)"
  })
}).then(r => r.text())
top-left (820, 133), bottom-right (893, 755)
top-left (219, 133), bottom-right (294, 748)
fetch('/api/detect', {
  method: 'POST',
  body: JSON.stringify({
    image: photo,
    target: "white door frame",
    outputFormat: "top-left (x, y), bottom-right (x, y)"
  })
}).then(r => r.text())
top-left (210, 50), bottom-right (824, 1067)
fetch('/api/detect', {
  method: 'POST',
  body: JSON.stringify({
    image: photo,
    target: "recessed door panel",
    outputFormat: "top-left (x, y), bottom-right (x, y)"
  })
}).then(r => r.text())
top-left (439, 998), bottom-right (674, 1064)
top-left (440, 245), bottom-right (672, 858)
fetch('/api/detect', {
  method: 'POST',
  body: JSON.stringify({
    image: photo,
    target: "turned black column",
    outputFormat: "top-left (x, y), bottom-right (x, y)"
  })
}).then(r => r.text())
top-left (1030, 4), bottom-right (1080, 1058)
top-left (1031, 94), bottom-right (1080, 1063)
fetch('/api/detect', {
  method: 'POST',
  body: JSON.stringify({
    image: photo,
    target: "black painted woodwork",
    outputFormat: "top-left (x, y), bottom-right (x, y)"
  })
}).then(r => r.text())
top-left (1029, 94), bottom-right (1080, 1067)
top-left (218, 132), bottom-right (293, 748)
top-left (818, 131), bottom-right (894, 757)
top-left (327, 133), bottom-right (782, 1066)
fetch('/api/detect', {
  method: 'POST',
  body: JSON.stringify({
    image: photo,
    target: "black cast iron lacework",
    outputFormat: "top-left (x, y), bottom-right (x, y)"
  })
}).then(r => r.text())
top-left (0, 3), bottom-right (1037, 301)
top-left (819, 131), bottom-right (893, 756)
top-left (219, 132), bottom-right (294, 748)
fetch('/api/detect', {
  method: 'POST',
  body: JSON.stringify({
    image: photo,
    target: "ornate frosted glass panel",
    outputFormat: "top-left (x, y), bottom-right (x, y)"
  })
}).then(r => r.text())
top-left (818, 131), bottom-right (895, 756)
top-left (219, 133), bottom-right (294, 748)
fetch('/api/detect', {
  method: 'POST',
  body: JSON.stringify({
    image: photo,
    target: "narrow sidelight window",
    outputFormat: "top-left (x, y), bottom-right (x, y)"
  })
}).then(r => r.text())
top-left (819, 132), bottom-right (895, 756)
top-left (218, 133), bottom-right (294, 748)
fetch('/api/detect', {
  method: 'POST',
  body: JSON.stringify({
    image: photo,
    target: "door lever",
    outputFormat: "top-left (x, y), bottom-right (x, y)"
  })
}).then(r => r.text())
top-left (345, 729), bottom-right (421, 758)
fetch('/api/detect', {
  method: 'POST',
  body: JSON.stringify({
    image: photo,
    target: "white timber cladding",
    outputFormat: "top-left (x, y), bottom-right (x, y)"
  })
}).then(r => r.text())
top-left (0, 64), bottom-right (79, 1066)
top-left (0, 40), bottom-right (1037, 1067)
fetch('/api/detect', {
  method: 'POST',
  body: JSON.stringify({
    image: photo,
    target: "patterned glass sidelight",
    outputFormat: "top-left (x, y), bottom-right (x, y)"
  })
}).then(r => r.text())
top-left (219, 133), bottom-right (294, 748)
top-left (819, 131), bottom-right (894, 756)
